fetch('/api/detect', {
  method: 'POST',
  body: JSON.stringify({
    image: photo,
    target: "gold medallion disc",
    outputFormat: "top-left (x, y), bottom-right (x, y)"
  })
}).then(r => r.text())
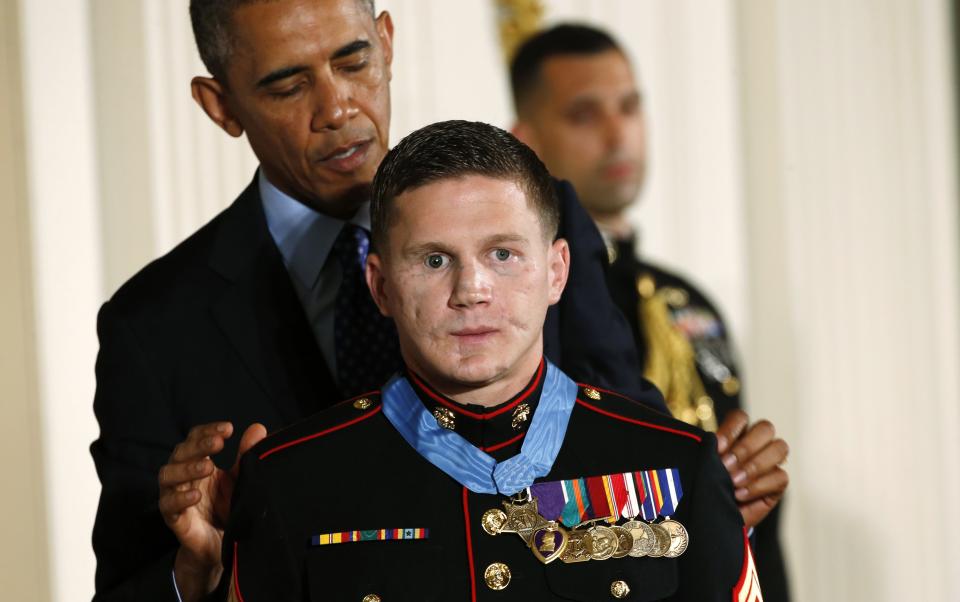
top-left (660, 519), bottom-right (690, 558)
top-left (623, 520), bottom-right (655, 557)
top-left (648, 523), bottom-right (672, 558)
top-left (610, 526), bottom-right (634, 559)
top-left (586, 525), bottom-right (618, 560)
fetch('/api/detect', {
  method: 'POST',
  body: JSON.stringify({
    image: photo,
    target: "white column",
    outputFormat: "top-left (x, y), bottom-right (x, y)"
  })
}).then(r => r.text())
top-left (18, 0), bottom-right (103, 600)
top-left (0, 0), bottom-right (50, 598)
top-left (737, 1), bottom-right (960, 600)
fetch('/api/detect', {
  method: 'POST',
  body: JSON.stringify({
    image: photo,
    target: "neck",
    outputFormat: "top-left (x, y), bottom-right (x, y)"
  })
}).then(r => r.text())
top-left (589, 210), bottom-right (633, 240)
top-left (414, 350), bottom-right (544, 409)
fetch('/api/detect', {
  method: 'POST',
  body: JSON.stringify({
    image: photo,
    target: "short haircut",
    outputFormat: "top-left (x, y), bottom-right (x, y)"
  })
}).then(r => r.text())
top-left (189, 0), bottom-right (375, 81)
top-left (510, 23), bottom-right (622, 117)
top-left (370, 120), bottom-right (560, 251)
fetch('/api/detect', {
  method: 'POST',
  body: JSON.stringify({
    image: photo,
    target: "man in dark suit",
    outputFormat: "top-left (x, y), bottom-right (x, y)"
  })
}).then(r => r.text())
top-left (89, 2), bottom-right (653, 600)
top-left (222, 119), bottom-right (761, 602)
top-left (509, 24), bottom-right (790, 600)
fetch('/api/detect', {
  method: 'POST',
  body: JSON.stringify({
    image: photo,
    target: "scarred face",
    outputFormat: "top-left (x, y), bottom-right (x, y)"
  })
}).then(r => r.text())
top-left (366, 175), bottom-right (569, 401)
top-left (193, 0), bottom-right (394, 217)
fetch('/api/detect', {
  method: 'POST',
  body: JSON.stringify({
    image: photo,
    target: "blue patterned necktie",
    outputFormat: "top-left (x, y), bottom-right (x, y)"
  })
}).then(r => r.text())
top-left (332, 224), bottom-right (401, 397)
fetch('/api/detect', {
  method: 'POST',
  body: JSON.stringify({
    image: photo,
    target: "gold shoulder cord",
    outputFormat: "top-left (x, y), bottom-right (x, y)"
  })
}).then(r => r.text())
top-left (637, 274), bottom-right (718, 432)
top-left (494, 0), bottom-right (545, 62)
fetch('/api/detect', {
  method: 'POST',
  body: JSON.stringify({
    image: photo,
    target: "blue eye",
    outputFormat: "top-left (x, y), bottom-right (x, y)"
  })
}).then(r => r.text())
top-left (494, 249), bottom-right (512, 261)
top-left (425, 254), bottom-right (449, 269)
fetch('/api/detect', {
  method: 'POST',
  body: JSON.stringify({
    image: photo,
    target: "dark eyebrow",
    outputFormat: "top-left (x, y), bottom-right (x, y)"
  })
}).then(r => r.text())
top-left (256, 65), bottom-right (308, 88)
top-left (402, 235), bottom-right (530, 259)
top-left (403, 242), bottom-right (451, 259)
top-left (331, 39), bottom-right (371, 61)
top-left (255, 40), bottom-right (371, 88)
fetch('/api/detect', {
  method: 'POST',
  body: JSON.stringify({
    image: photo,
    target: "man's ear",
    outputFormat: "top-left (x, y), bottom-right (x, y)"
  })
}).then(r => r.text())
top-left (365, 252), bottom-right (393, 317)
top-left (191, 76), bottom-right (244, 138)
top-left (546, 238), bottom-right (570, 305)
top-left (375, 11), bottom-right (395, 79)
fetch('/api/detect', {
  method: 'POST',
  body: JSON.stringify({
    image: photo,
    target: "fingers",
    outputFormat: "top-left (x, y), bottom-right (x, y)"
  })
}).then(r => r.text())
top-left (738, 495), bottom-right (781, 529)
top-left (158, 457), bottom-right (216, 490)
top-left (230, 422), bottom-right (268, 478)
top-left (238, 423), bottom-right (268, 459)
top-left (169, 421), bottom-right (234, 463)
top-left (715, 409), bottom-right (749, 454)
top-left (159, 422), bottom-right (233, 490)
top-left (722, 419), bottom-right (775, 474)
top-left (734, 466), bottom-right (789, 504)
top-left (730, 437), bottom-right (789, 485)
top-left (159, 421), bottom-right (234, 531)
top-left (159, 488), bottom-right (202, 528)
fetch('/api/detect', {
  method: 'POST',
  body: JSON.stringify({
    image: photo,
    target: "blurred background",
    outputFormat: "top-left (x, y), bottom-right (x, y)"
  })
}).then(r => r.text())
top-left (2, 0), bottom-right (959, 600)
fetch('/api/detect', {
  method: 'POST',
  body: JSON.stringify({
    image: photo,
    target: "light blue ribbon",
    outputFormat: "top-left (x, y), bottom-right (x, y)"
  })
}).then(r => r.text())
top-left (381, 361), bottom-right (578, 495)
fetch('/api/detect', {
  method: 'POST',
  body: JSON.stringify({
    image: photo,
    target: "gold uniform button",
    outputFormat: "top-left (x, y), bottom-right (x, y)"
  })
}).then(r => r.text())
top-left (481, 508), bottom-right (508, 535)
top-left (663, 287), bottom-right (689, 308)
top-left (610, 579), bottom-right (631, 598)
top-left (637, 274), bottom-right (656, 299)
top-left (484, 562), bottom-right (511, 590)
top-left (511, 403), bottom-right (531, 430)
top-left (353, 397), bottom-right (372, 410)
top-left (583, 387), bottom-right (602, 401)
top-left (433, 406), bottom-right (456, 430)
top-left (722, 376), bottom-right (741, 396)
top-left (695, 396), bottom-right (716, 422)
top-left (361, 596), bottom-right (381, 602)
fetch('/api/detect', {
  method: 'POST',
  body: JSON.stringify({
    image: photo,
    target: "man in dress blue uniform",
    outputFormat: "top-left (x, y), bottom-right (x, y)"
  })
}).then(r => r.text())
top-left (89, 3), bottom-right (654, 601)
top-left (223, 120), bottom-right (761, 601)
top-left (509, 24), bottom-right (790, 600)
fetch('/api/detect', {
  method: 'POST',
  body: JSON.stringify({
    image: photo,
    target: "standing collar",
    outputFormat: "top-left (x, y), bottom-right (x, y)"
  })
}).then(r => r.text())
top-left (258, 169), bottom-right (371, 289)
top-left (381, 359), bottom-right (578, 495)
top-left (406, 359), bottom-right (547, 453)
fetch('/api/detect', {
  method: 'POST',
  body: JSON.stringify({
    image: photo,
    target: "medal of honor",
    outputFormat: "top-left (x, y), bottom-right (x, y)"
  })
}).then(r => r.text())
top-left (501, 498), bottom-right (548, 544)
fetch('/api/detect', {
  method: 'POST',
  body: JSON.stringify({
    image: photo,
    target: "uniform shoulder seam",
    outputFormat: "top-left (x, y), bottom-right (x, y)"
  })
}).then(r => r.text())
top-left (574, 385), bottom-right (702, 443)
top-left (258, 394), bottom-right (382, 460)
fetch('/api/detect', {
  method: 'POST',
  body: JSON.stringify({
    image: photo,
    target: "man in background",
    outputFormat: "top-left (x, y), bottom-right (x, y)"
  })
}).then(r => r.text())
top-left (90, 2), bottom-right (652, 600)
top-left (510, 23), bottom-right (790, 600)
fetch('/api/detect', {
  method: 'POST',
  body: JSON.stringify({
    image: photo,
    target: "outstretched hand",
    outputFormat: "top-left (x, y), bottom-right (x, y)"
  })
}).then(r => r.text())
top-left (715, 410), bottom-right (789, 528)
top-left (158, 421), bottom-right (267, 601)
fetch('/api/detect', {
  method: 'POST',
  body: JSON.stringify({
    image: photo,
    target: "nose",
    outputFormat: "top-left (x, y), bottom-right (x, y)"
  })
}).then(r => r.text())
top-left (310, 76), bottom-right (358, 131)
top-left (449, 261), bottom-right (492, 309)
top-left (604, 114), bottom-right (627, 150)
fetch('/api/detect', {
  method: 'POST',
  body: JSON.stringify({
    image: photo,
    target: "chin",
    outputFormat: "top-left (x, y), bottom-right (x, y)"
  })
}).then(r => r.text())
top-left (440, 354), bottom-right (505, 387)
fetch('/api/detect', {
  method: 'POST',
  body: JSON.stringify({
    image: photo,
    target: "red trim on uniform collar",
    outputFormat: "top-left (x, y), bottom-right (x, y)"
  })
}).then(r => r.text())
top-left (407, 358), bottom-right (545, 420)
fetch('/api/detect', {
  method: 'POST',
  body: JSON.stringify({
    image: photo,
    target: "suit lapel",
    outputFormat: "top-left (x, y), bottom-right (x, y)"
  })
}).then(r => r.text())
top-left (208, 176), bottom-right (338, 424)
